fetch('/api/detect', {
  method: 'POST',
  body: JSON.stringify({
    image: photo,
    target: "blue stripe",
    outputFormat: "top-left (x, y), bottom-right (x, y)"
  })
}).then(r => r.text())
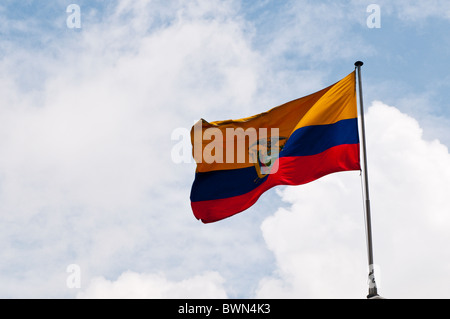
top-left (280, 118), bottom-right (359, 157)
top-left (190, 168), bottom-right (268, 202)
top-left (191, 118), bottom-right (359, 202)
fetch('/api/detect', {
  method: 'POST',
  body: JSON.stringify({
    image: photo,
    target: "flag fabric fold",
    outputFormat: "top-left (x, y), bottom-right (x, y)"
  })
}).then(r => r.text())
top-left (190, 71), bottom-right (361, 223)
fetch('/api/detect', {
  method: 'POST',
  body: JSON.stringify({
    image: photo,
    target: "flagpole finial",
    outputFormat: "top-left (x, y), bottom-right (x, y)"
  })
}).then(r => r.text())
top-left (355, 61), bottom-right (364, 67)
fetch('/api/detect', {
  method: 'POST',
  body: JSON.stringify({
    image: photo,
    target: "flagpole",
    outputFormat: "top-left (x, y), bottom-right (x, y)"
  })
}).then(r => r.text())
top-left (354, 61), bottom-right (379, 298)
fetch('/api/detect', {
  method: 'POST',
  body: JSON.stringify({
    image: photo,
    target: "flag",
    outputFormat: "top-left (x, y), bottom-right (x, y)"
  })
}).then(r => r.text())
top-left (190, 71), bottom-right (360, 223)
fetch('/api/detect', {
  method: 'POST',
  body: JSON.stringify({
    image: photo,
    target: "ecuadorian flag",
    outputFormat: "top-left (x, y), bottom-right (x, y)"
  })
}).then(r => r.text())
top-left (190, 71), bottom-right (361, 223)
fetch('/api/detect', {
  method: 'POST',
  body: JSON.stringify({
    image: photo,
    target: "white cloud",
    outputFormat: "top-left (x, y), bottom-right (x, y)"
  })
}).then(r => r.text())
top-left (77, 271), bottom-right (227, 299)
top-left (256, 101), bottom-right (450, 299)
top-left (256, 0), bottom-right (371, 64)
top-left (0, 0), bottom-right (270, 298)
top-left (392, 0), bottom-right (450, 22)
top-left (1, 0), bottom-right (449, 299)
top-left (354, 0), bottom-right (450, 22)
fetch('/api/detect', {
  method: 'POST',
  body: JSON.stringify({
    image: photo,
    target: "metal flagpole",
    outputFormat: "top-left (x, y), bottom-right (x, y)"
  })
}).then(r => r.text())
top-left (354, 61), bottom-right (379, 298)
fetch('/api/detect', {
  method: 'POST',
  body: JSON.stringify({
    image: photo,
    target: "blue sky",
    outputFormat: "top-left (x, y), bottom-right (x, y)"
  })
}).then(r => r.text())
top-left (1, 0), bottom-right (450, 299)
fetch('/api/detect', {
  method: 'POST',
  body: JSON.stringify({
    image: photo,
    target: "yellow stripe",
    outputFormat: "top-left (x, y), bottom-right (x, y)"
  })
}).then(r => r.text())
top-left (191, 71), bottom-right (357, 173)
top-left (293, 71), bottom-right (357, 131)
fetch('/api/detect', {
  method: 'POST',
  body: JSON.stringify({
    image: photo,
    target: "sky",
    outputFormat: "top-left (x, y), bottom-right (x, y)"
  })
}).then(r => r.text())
top-left (0, 0), bottom-right (450, 299)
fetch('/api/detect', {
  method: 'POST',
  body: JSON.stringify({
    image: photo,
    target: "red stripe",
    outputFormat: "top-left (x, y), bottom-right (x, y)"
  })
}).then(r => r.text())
top-left (192, 144), bottom-right (361, 223)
